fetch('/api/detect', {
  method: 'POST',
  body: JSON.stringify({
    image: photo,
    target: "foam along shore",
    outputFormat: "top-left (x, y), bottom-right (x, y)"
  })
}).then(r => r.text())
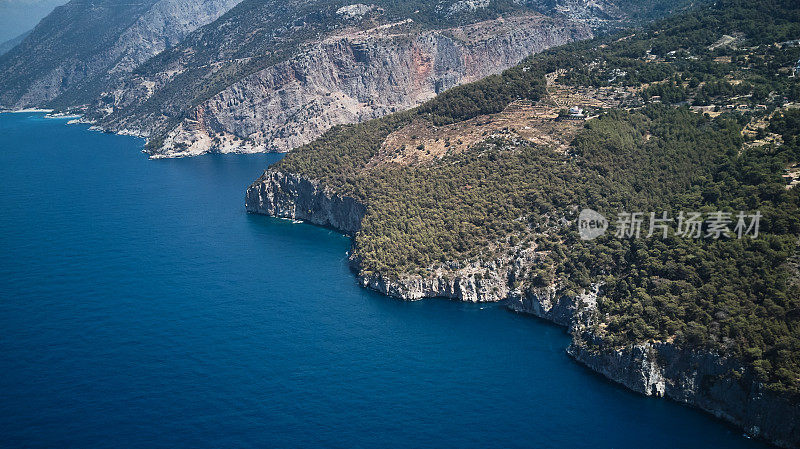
top-left (45, 112), bottom-right (82, 119)
top-left (1, 108), bottom-right (54, 113)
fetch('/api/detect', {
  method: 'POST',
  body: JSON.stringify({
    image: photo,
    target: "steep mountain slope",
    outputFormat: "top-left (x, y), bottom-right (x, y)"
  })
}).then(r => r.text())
top-left (246, 0), bottom-right (800, 446)
top-left (0, 0), bottom-right (243, 109)
top-left (0, 31), bottom-right (31, 56)
top-left (83, 0), bottom-right (699, 157)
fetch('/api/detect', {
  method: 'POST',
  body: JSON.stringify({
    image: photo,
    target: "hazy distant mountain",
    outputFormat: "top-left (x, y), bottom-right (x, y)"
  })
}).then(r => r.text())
top-left (0, 0), bottom-right (67, 43)
top-left (0, 0), bottom-right (243, 109)
top-left (0, 31), bottom-right (31, 56)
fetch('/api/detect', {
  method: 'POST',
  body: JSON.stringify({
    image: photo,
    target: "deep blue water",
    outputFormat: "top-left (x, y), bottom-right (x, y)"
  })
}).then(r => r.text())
top-left (0, 113), bottom-right (771, 448)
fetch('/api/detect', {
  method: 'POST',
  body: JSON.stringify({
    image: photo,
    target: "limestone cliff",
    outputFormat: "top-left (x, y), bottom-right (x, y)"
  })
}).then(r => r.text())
top-left (108, 14), bottom-right (592, 158)
top-left (245, 170), bottom-right (365, 235)
top-left (245, 170), bottom-right (800, 448)
top-left (568, 341), bottom-right (800, 449)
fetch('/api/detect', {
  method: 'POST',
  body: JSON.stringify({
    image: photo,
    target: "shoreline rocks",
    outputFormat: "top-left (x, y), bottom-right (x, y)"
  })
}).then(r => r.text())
top-left (245, 169), bottom-right (800, 448)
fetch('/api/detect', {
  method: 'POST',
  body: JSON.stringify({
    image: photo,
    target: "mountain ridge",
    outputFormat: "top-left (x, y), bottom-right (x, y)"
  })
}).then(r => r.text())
top-left (0, 0), bottom-right (243, 110)
top-left (1, 0), bottom-right (700, 157)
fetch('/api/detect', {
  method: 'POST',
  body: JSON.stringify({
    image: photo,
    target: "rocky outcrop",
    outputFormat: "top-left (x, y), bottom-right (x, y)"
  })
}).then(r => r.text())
top-left (509, 279), bottom-right (800, 448)
top-left (246, 170), bottom-right (545, 302)
top-left (351, 225), bottom-right (552, 303)
top-left (507, 284), bottom-right (595, 327)
top-left (245, 169), bottom-right (800, 448)
top-left (245, 170), bottom-right (365, 234)
top-left (569, 341), bottom-right (800, 449)
top-left (109, 14), bottom-right (591, 158)
top-left (357, 262), bottom-right (512, 302)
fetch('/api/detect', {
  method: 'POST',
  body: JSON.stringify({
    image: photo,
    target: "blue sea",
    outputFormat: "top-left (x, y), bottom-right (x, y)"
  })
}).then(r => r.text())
top-left (0, 113), bottom-right (771, 448)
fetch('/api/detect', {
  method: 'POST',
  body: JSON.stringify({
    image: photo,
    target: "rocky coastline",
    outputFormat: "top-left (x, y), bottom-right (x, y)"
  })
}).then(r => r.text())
top-left (245, 169), bottom-right (800, 449)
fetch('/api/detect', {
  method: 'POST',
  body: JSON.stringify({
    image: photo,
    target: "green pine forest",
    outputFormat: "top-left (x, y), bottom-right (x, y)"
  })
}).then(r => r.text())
top-left (274, 0), bottom-right (800, 397)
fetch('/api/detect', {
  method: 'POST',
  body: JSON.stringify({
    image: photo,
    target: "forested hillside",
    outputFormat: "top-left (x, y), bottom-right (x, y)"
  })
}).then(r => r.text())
top-left (271, 0), bottom-right (800, 398)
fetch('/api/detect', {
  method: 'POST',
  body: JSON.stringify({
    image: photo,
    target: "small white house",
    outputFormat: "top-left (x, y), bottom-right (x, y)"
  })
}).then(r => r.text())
top-left (569, 106), bottom-right (584, 117)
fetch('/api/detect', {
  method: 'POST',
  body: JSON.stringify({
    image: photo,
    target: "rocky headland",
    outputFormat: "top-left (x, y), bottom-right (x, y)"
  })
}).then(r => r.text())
top-left (245, 169), bottom-right (800, 449)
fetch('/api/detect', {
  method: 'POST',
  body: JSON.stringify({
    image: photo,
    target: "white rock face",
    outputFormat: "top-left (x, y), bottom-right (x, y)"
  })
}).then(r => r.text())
top-left (447, 0), bottom-right (491, 16)
top-left (246, 171), bottom-right (366, 234)
top-left (108, 0), bottom-right (245, 75)
top-left (568, 341), bottom-right (800, 448)
top-left (105, 14), bottom-right (592, 158)
top-left (359, 263), bottom-right (512, 302)
top-left (336, 4), bottom-right (376, 18)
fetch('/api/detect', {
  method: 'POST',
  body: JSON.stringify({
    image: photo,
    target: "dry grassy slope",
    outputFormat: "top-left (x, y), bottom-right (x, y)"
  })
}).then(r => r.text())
top-left (366, 73), bottom-right (635, 167)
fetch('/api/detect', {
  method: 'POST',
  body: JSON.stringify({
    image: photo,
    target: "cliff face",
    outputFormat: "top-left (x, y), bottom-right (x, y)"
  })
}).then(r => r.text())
top-left (246, 170), bottom-right (800, 448)
top-left (1, 0), bottom-right (698, 119)
top-left (569, 342), bottom-right (800, 449)
top-left (245, 170), bottom-right (365, 234)
top-left (507, 284), bottom-right (593, 327)
top-left (9, 0), bottom-right (692, 157)
top-left (108, 14), bottom-right (591, 158)
top-left (246, 170), bottom-right (535, 302)
top-left (103, 0), bottom-right (245, 76)
top-left (358, 272), bottom-right (508, 302)
top-left (0, 0), bottom-right (242, 109)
